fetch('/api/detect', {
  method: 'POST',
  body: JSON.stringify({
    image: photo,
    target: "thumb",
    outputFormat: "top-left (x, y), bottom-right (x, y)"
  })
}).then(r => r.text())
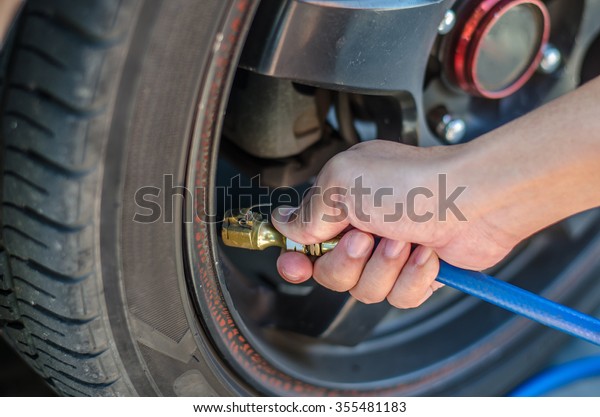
top-left (272, 197), bottom-right (350, 245)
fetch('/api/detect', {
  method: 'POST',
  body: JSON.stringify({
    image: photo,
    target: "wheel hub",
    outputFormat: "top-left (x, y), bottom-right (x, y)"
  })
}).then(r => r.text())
top-left (450, 0), bottom-right (550, 99)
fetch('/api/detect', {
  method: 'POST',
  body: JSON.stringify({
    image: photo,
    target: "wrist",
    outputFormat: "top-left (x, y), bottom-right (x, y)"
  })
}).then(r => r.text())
top-left (444, 136), bottom-right (535, 248)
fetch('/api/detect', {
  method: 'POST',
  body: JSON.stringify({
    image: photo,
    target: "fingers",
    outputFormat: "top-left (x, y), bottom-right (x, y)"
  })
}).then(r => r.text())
top-left (277, 242), bottom-right (444, 309)
top-left (387, 246), bottom-right (442, 309)
top-left (276, 251), bottom-right (313, 284)
top-left (349, 239), bottom-right (411, 304)
top-left (312, 230), bottom-right (375, 292)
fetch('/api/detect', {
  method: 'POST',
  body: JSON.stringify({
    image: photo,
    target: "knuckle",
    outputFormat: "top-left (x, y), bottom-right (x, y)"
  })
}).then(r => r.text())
top-left (405, 298), bottom-right (424, 309)
top-left (300, 229), bottom-right (324, 244)
top-left (386, 297), bottom-right (405, 309)
top-left (404, 268), bottom-right (432, 291)
top-left (350, 288), bottom-right (384, 305)
top-left (322, 152), bottom-right (351, 181)
top-left (387, 294), bottom-right (421, 309)
top-left (361, 294), bottom-right (385, 305)
top-left (348, 141), bottom-right (370, 151)
top-left (406, 281), bottom-right (426, 295)
top-left (400, 276), bottom-right (426, 295)
top-left (314, 269), bottom-right (355, 293)
top-left (292, 218), bottom-right (329, 244)
top-left (325, 280), bottom-right (354, 292)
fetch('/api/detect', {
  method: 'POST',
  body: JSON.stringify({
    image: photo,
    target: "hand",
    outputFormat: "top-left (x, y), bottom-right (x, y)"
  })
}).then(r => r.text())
top-left (274, 77), bottom-right (600, 309)
top-left (272, 140), bottom-right (519, 308)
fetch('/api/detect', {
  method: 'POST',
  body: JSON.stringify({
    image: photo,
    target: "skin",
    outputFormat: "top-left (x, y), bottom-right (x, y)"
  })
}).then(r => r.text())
top-left (273, 76), bottom-right (600, 309)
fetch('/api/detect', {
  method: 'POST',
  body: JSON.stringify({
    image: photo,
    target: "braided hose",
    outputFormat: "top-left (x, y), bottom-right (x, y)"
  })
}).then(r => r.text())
top-left (437, 262), bottom-right (600, 346)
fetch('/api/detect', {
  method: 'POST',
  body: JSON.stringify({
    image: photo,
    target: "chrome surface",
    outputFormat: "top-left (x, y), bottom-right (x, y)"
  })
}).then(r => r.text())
top-left (538, 43), bottom-right (562, 74)
top-left (240, 0), bottom-right (453, 94)
top-left (438, 9), bottom-right (456, 34)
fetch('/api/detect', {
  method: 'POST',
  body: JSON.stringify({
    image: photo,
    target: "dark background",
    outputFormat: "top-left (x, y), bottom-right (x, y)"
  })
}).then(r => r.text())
top-left (0, 333), bottom-right (54, 396)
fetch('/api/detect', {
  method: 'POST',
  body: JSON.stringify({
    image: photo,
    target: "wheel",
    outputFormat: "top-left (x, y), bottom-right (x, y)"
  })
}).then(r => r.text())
top-left (1, 0), bottom-right (599, 396)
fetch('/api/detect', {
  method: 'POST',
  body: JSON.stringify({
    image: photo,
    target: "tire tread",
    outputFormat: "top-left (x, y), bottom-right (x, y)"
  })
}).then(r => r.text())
top-left (1, 0), bottom-right (137, 396)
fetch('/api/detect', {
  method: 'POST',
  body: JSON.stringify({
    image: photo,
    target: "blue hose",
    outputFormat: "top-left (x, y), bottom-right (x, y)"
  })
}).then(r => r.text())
top-left (436, 262), bottom-right (600, 396)
top-left (509, 356), bottom-right (600, 396)
top-left (436, 261), bottom-right (600, 346)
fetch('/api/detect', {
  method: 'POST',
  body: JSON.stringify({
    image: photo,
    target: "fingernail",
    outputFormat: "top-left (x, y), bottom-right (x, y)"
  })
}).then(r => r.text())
top-left (273, 207), bottom-right (298, 223)
top-left (415, 247), bottom-right (434, 266)
top-left (346, 232), bottom-right (372, 259)
top-left (384, 240), bottom-right (406, 258)
top-left (280, 265), bottom-right (302, 283)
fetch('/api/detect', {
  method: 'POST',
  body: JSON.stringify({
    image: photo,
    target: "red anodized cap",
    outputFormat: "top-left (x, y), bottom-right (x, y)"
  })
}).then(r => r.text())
top-left (452, 0), bottom-right (551, 99)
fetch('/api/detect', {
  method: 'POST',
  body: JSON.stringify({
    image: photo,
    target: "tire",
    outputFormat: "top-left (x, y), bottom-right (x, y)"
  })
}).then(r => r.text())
top-left (0, 0), bottom-right (253, 396)
top-left (1, 0), bottom-right (600, 397)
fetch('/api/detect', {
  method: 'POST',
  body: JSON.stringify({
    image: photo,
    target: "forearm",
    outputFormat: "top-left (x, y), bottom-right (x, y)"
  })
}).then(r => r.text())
top-left (457, 76), bottom-right (600, 243)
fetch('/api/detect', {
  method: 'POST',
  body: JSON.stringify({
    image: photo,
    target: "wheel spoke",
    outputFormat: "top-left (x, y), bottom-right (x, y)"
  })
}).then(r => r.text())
top-left (240, 0), bottom-right (449, 94)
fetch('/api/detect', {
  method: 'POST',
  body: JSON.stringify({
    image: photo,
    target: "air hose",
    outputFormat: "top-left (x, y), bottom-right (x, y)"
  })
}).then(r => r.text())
top-left (437, 261), bottom-right (600, 347)
top-left (437, 262), bottom-right (600, 396)
top-left (509, 356), bottom-right (600, 396)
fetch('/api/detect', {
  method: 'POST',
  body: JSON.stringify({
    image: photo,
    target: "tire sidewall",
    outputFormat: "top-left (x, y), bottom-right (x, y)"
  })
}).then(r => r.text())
top-left (101, 0), bottom-right (251, 396)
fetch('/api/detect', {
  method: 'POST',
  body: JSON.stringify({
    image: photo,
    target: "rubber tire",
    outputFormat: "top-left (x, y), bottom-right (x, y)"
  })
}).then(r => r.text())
top-left (0, 0), bottom-right (245, 396)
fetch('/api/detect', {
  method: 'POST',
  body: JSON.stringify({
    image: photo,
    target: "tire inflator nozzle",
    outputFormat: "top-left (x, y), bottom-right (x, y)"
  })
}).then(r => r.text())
top-left (222, 207), bottom-right (339, 256)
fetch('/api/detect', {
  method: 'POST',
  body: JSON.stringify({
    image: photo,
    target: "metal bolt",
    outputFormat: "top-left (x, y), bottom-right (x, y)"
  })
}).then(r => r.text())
top-left (436, 114), bottom-right (466, 144)
top-left (438, 10), bottom-right (456, 35)
top-left (538, 44), bottom-right (562, 74)
top-left (428, 106), bottom-right (467, 144)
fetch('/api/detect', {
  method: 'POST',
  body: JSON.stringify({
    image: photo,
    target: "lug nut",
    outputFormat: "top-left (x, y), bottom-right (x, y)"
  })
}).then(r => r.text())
top-left (538, 43), bottom-right (562, 74)
top-left (438, 10), bottom-right (456, 35)
top-left (438, 116), bottom-right (466, 144)
top-left (428, 107), bottom-right (466, 144)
